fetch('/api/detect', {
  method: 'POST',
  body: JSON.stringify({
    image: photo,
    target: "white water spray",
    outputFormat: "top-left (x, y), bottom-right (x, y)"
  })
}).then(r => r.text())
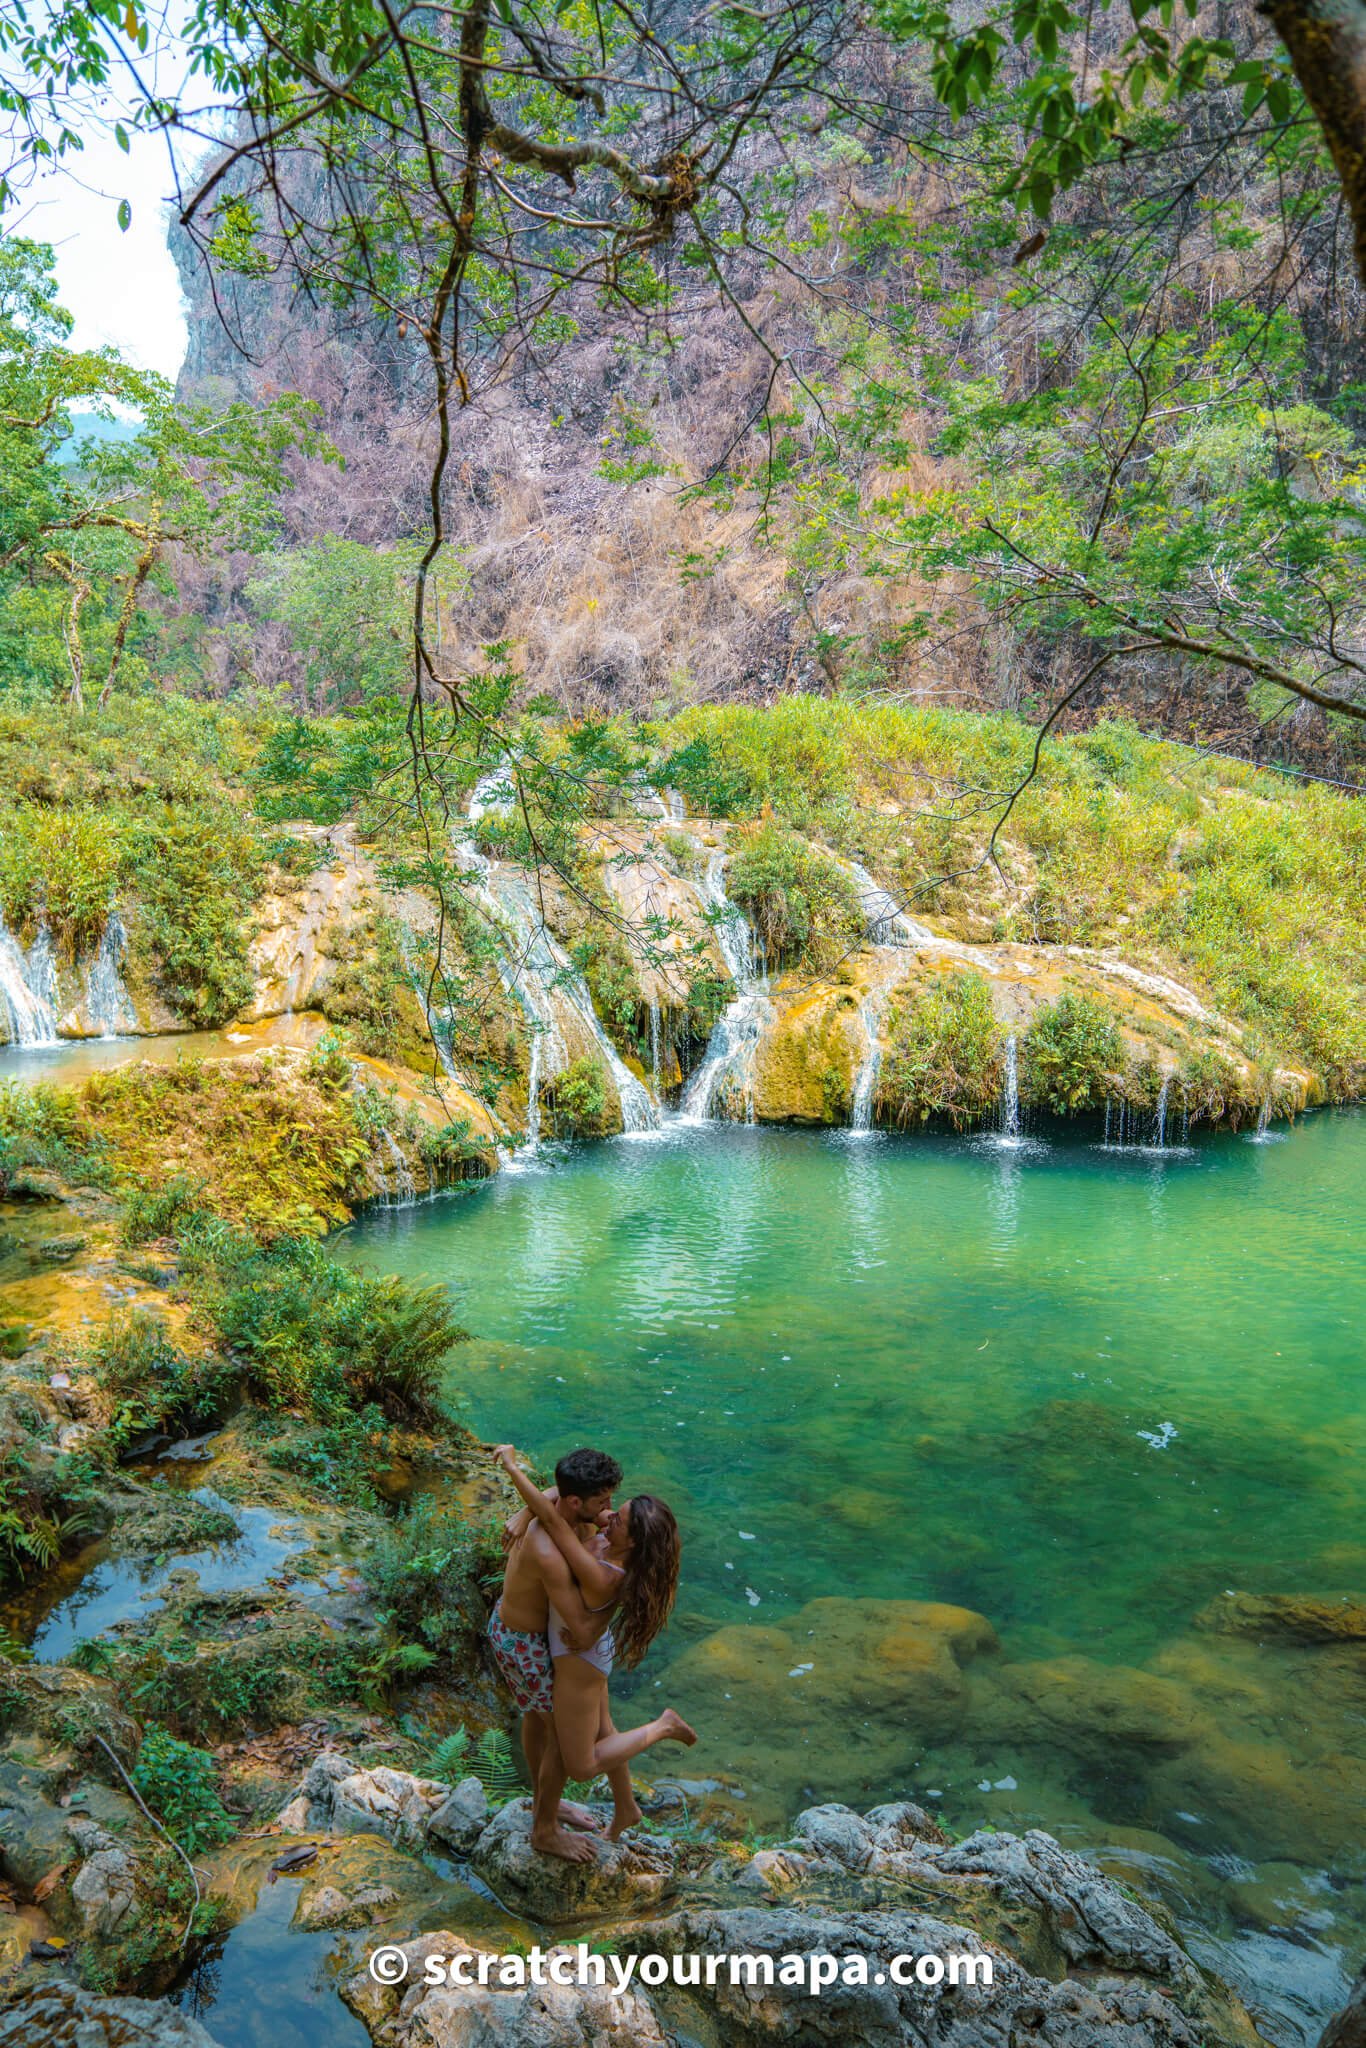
top-left (0, 916), bottom-right (59, 1047)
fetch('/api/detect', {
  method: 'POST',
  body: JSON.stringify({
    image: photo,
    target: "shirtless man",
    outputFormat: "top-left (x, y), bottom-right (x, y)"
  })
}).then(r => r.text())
top-left (488, 1445), bottom-right (621, 1862)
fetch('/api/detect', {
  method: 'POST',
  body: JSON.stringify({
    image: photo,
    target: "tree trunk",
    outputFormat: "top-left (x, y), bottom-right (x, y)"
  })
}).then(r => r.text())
top-left (1264, 0), bottom-right (1366, 284)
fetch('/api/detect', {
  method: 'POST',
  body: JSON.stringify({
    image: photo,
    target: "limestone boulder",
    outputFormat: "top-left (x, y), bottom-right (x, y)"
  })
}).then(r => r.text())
top-left (67, 1818), bottom-right (136, 1937)
top-left (641, 1904), bottom-right (1219, 2047)
top-left (276, 1751), bottom-right (456, 1850)
top-left (468, 1799), bottom-right (676, 1923)
top-left (0, 1984), bottom-right (224, 2047)
top-left (343, 1932), bottom-right (668, 2047)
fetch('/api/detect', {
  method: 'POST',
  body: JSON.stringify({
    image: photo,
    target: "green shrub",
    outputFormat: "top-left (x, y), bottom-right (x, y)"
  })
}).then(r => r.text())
top-left (131, 1729), bottom-right (234, 1854)
top-left (1022, 991), bottom-right (1124, 1113)
top-left (361, 1498), bottom-right (491, 1661)
top-left (877, 971), bottom-right (1003, 1127)
top-left (90, 1309), bottom-right (238, 1449)
top-left (0, 803), bottom-right (122, 952)
top-left (726, 823), bottom-right (863, 972)
top-left (548, 1055), bottom-right (610, 1138)
top-left (118, 1174), bottom-right (208, 1247)
top-left (185, 1223), bottom-right (465, 1426)
top-left (122, 806), bottom-right (268, 1024)
top-left (322, 912), bottom-right (428, 1059)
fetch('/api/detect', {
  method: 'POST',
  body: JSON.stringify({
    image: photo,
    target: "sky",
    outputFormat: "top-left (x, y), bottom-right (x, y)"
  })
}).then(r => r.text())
top-left (9, 16), bottom-right (206, 383)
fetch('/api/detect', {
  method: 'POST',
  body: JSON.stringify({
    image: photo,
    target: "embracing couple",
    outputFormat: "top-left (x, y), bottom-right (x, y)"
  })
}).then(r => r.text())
top-left (488, 1443), bottom-right (697, 1862)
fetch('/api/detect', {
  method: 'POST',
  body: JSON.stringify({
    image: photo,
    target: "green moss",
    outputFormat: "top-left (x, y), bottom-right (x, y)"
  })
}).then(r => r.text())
top-left (877, 971), bottom-right (1003, 1128)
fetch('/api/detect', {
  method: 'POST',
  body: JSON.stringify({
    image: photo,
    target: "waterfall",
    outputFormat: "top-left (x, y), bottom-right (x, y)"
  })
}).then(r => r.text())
top-left (0, 916), bottom-right (59, 1047)
top-left (999, 1034), bottom-right (1021, 1141)
top-left (1254, 1090), bottom-right (1273, 1141)
top-left (680, 853), bottom-right (774, 1123)
top-left (378, 1128), bottom-right (417, 1207)
top-left (649, 996), bottom-right (661, 1096)
top-left (84, 912), bottom-right (138, 1038)
top-left (845, 859), bottom-right (936, 947)
top-left (1153, 1074), bottom-right (1170, 1149)
top-left (454, 795), bottom-right (659, 1137)
top-left (849, 997), bottom-right (882, 1133)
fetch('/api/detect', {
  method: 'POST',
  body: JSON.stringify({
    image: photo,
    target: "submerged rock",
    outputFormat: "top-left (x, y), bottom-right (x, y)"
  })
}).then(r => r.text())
top-left (1194, 1591), bottom-right (1366, 1645)
top-left (0, 1983), bottom-right (224, 2046)
top-left (1320, 1969), bottom-right (1366, 2047)
top-left (468, 1799), bottom-right (677, 1922)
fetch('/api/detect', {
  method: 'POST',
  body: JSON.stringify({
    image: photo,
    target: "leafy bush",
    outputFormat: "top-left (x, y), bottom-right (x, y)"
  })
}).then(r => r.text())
top-left (1022, 992), bottom-right (1124, 1113)
top-left (0, 1080), bottom-right (109, 1192)
top-left (0, 802), bottom-right (122, 952)
top-left (131, 1729), bottom-right (234, 1853)
top-left (877, 972), bottom-right (1003, 1128)
top-left (726, 823), bottom-right (863, 972)
top-left (362, 1497), bottom-right (491, 1661)
top-left (122, 805), bottom-right (268, 1024)
top-left (185, 1222), bottom-right (465, 1426)
top-left (322, 911), bottom-right (429, 1060)
top-left (548, 1055), bottom-right (610, 1138)
top-left (90, 1309), bottom-right (238, 1449)
top-left (118, 1174), bottom-right (208, 1247)
top-left (425, 1725), bottom-right (520, 1801)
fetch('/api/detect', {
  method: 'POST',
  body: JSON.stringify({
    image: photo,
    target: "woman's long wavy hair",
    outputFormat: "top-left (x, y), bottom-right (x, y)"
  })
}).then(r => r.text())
top-left (613, 1495), bottom-right (680, 1670)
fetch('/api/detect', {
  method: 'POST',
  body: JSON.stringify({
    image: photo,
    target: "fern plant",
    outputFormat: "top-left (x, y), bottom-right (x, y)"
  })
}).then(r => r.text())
top-left (425, 1724), bottom-right (520, 1803)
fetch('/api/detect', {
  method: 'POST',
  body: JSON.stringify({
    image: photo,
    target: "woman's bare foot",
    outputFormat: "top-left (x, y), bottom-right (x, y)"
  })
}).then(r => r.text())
top-left (657, 1708), bottom-right (698, 1747)
top-left (530, 1823), bottom-right (599, 1864)
top-left (608, 1791), bottom-right (643, 1840)
top-left (559, 1800), bottom-right (605, 1832)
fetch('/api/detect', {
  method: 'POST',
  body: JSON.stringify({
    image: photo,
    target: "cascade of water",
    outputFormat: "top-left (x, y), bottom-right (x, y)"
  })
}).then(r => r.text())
top-left (378, 1128), bottom-right (417, 1207)
top-left (844, 859), bottom-right (936, 947)
top-left (999, 1034), bottom-right (1021, 1140)
top-left (1255, 1090), bottom-right (1273, 1140)
top-left (680, 853), bottom-right (774, 1123)
top-left (455, 799), bottom-right (659, 1135)
top-left (84, 912), bottom-right (138, 1038)
top-left (649, 996), bottom-right (661, 1096)
top-left (1103, 1098), bottom-right (1113, 1146)
top-left (0, 916), bottom-right (59, 1047)
top-left (1153, 1074), bottom-right (1171, 1149)
top-left (849, 998), bottom-right (882, 1133)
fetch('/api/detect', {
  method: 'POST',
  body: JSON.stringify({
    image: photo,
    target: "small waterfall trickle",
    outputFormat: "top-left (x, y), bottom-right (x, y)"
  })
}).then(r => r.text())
top-left (378, 1128), bottom-right (417, 1207)
top-left (680, 853), bottom-right (774, 1123)
top-left (849, 997), bottom-right (882, 1134)
top-left (1251, 1089), bottom-right (1274, 1143)
top-left (1153, 1074), bottom-right (1171, 1150)
top-left (845, 859), bottom-right (936, 947)
top-left (0, 916), bottom-right (59, 1047)
top-left (84, 912), bottom-right (138, 1038)
top-left (999, 1034), bottom-right (1021, 1142)
top-left (649, 996), bottom-right (661, 1097)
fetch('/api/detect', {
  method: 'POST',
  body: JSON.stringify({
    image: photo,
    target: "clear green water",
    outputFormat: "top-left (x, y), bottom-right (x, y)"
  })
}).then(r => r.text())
top-left (346, 1113), bottom-right (1366, 2042)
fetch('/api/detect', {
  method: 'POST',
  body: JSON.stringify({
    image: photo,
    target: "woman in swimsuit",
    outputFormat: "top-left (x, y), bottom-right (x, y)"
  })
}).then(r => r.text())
top-left (494, 1446), bottom-right (696, 1835)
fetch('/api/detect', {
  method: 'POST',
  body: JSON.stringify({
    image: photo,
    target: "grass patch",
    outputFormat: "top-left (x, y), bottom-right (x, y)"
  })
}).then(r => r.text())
top-left (726, 819), bottom-right (863, 973)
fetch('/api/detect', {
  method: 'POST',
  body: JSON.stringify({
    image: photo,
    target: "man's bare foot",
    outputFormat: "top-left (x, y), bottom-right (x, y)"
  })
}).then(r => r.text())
top-left (530, 1823), bottom-right (598, 1864)
top-left (559, 1800), bottom-right (605, 1832)
top-left (657, 1708), bottom-right (698, 1747)
top-left (608, 1792), bottom-right (643, 1840)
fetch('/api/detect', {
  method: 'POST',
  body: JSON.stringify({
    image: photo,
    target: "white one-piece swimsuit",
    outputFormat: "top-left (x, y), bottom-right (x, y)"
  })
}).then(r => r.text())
top-left (548, 1561), bottom-right (624, 1676)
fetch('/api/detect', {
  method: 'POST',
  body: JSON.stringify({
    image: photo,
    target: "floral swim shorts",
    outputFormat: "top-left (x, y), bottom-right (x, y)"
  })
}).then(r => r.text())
top-left (488, 1604), bottom-right (554, 1714)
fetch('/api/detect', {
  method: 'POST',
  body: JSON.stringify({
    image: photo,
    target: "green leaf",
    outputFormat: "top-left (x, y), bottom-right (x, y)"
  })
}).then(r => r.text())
top-left (117, 197), bottom-right (132, 232)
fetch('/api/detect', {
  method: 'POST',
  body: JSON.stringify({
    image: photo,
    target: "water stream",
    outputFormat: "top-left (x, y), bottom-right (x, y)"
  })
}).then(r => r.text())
top-left (0, 916), bottom-right (59, 1046)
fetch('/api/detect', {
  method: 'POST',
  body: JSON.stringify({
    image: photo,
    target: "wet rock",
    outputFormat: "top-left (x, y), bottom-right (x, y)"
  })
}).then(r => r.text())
top-left (1195, 1592), bottom-right (1366, 1645)
top-left (33, 1237), bottom-right (86, 1265)
top-left (0, 1750), bottom-right (137, 1895)
top-left (342, 1931), bottom-right (668, 2046)
top-left (67, 1819), bottom-right (135, 1937)
top-left (924, 1828), bottom-right (1197, 1985)
top-left (276, 1751), bottom-right (453, 1849)
top-left (1320, 1968), bottom-right (1366, 2047)
top-left (468, 1799), bottom-right (677, 1923)
top-left (792, 1801), bottom-right (949, 1872)
top-left (0, 1982), bottom-right (225, 2046)
top-left (297, 1880), bottom-right (398, 1931)
top-left (426, 1778), bottom-right (490, 1856)
top-left (643, 1904), bottom-right (1219, 2047)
